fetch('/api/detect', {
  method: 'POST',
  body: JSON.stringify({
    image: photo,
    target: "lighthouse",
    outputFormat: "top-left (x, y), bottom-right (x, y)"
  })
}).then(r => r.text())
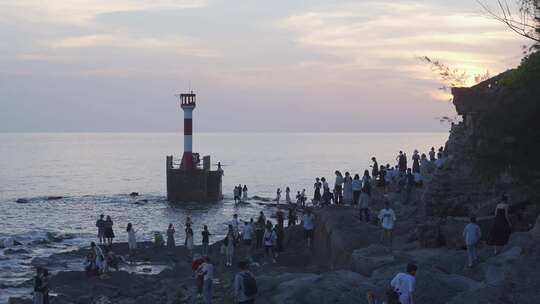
top-left (179, 92), bottom-right (196, 170)
top-left (166, 90), bottom-right (223, 202)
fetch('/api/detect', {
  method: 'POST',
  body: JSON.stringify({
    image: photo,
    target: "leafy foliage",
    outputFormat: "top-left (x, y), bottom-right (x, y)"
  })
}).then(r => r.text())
top-left (502, 49), bottom-right (540, 88)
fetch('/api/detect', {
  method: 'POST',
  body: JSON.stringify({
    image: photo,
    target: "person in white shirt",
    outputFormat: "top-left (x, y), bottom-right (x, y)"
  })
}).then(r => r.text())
top-left (197, 257), bottom-right (214, 304)
top-left (463, 216), bottom-right (482, 267)
top-left (126, 223), bottom-right (137, 253)
top-left (285, 187), bottom-right (291, 203)
top-left (231, 214), bottom-right (240, 238)
top-left (390, 263), bottom-right (417, 304)
top-left (263, 226), bottom-right (277, 263)
top-left (302, 208), bottom-right (315, 249)
top-left (378, 202), bottom-right (397, 246)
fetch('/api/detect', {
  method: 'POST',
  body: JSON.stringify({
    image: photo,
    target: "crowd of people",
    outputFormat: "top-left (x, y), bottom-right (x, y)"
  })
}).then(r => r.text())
top-left (233, 184), bottom-right (249, 203)
top-left (33, 146), bottom-right (519, 304)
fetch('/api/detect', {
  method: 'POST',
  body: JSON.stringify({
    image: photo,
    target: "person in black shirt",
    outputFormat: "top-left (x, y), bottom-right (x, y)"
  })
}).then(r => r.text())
top-left (371, 157), bottom-right (379, 180)
top-left (33, 268), bottom-right (43, 304)
top-left (96, 214), bottom-right (105, 244)
top-left (403, 168), bottom-right (415, 204)
top-left (202, 225), bottom-right (211, 256)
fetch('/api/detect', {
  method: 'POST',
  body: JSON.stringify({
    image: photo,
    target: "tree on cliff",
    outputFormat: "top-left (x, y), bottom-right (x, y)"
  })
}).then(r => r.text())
top-left (478, 0), bottom-right (540, 45)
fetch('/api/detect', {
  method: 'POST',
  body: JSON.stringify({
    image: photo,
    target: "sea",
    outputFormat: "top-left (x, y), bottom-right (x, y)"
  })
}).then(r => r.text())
top-left (0, 132), bottom-right (447, 302)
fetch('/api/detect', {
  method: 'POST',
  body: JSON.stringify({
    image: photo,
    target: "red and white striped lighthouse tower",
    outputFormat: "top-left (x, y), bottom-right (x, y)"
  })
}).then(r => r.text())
top-left (178, 91), bottom-right (196, 170)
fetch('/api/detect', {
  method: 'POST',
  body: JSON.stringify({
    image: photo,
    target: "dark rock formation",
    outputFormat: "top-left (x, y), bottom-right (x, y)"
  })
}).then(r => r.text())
top-left (422, 69), bottom-right (540, 224)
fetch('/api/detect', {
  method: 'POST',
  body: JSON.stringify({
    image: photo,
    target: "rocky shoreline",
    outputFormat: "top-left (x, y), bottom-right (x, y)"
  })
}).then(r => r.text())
top-left (8, 69), bottom-right (540, 303)
top-left (8, 198), bottom-right (540, 304)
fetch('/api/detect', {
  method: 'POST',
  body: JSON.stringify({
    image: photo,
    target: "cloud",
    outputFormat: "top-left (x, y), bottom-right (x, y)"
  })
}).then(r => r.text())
top-left (1, 0), bottom-right (217, 65)
top-left (278, 1), bottom-right (527, 81)
top-left (1, 0), bottom-right (207, 26)
top-left (47, 33), bottom-right (219, 57)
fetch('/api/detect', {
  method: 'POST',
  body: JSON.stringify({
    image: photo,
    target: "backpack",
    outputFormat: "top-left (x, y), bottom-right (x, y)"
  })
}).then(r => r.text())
top-left (362, 180), bottom-right (371, 195)
top-left (385, 288), bottom-right (400, 304)
top-left (242, 273), bottom-right (258, 297)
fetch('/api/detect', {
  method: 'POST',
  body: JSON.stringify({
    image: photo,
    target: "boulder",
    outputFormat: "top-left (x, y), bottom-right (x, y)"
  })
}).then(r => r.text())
top-left (16, 198), bottom-right (29, 204)
top-left (47, 232), bottom-right (76, 243)
top-left (530, 214), bottom-right (540, 240)
top-left (8, 298), bottom-right (32, 304)
top-left (350, 245), bottom-right (397, 276)
top-left (259, 271), bottom-right (377, 304)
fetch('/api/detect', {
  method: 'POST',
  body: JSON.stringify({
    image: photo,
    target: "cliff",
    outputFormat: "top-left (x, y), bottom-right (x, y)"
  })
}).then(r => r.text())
top-left (422, 52), bottom-right (540, 226)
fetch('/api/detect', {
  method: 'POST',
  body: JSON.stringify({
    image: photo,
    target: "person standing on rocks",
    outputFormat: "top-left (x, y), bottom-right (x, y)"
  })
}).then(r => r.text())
top-left (225, 224), bottom-right (237, 267)
top-left (185, 223), bottom-right (195, 256)
top-left (488, 196), bottom-right (512, 255)
top-left (352, 174), bottom-right (362, 206)
top-left (359, 187), bottom-right (371, 223)
top-left (234, 186), bottom-right (240, 204)
top-left (302, 208), bottom-right (315, 250)
top-left (301, 189), bottom-right (307, 207)
top-left (255, 212), bottom-right (265, 249)
top-left (33, 267), bottom-right (44, 304)
top-left (263, 224), bottom-right (277, 263)
top-left (126, 223), bottom-right (137, 254)
top-left (403, 168), bottom-right (415, 204)
top-left (166, 223), bottom-right (176, 249)
top-left (295, 191), bottom-right (302, 205)
top-left (412, 150), bottom-right (420, 174)
top-left (288, 207), bottom-right (297, 226)
top-left (420, 153), bottom-right (429, 177)
top-left (234, 261), bottom-right (257, 304)
top-left (104, 215), bottom-right (115, 246)
top-left (96, 214), bottom-right (105, 245)
top-left (463, 216), bottom-right (482, 267)
top-left (41, 268), bottom-right (50, 304)
top-left (242, 185), bottom-right (248, 201)
top-left (274, 223), bottom-right (284, 255)
top-left (377, 165), bottom-right (387, 187)
top-left (429, 147), bottom-right (436, 161)
top-left (276, 188), bottom-right (281, 204)
top-left (321, 177), bottom-right (331, 207)
top-left (334, 171), bottom-right (344, 204)
top-left (202, 225), bottom-right (211, 256)
top-left (242, 221), bottom-right (253, 255)
top-left (285, 187), bottom-right (291, 203)
top-left (390, 263), bottom-right (417, 304)
top-left (276, 209), bottom-right (285, 228)
top-left (378, 201), bottom-right (397, 246)
top-left (197, 256), bottom-right (214, 304)
top-left (231, 214), bottom-right (241, 239)
top-left (362, 170), bottom-right (372, 197)
top-left (397, 151), bottom-right (407, 173)
top-left (313, 178), bottom-right (322, 205)
top-left (437, 146), bottom-right (444, 159)
top-left (371, 157), bottom-right (379, 181)
top-left (343, 172), bottom-right (353, 205)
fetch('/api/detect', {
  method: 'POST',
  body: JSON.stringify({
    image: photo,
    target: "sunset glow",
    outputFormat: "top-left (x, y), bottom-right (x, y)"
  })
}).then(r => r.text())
top-left (0, 0), bottom-right (529, 132)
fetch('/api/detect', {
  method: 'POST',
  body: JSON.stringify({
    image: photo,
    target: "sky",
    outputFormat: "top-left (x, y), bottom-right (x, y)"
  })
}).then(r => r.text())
top-left (0, 0), bottom-right (529, 132)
